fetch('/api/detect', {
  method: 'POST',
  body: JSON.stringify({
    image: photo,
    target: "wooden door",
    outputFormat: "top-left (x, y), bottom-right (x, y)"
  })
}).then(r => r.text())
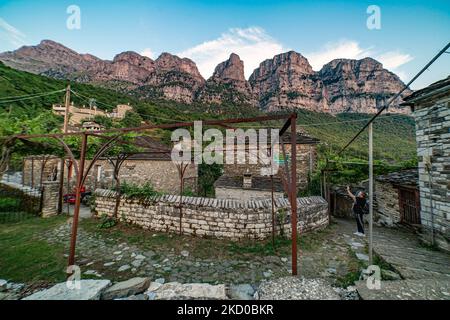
top-left (398, 187), bottom-right (421, 225)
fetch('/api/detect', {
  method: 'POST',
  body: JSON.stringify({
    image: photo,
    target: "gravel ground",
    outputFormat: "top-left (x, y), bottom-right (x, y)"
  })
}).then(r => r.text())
top-left (257, 276), bottom-right (353, 300)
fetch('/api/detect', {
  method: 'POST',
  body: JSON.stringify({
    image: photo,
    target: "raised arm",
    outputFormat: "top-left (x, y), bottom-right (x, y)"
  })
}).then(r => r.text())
top-left (346, 186), bottom-right (356, 202)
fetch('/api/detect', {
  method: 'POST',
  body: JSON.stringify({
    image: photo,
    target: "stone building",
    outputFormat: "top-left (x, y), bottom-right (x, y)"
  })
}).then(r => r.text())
top-left (402, 76), bottom-right (450, 252)
top-left (52, 103), bottom-right (133, 126)
top-left (214, 174), bottom-right (284, 201)
top-left (22, 136), bottom-right (198, 194)
top-left (81, 121), bottom-right (105, 131)
top-left (375, 169), bottom-right (420, 226)
top-left (22, 155), bottom-right (61, 189)
top-left (222, 132), bottom-right (319, 191)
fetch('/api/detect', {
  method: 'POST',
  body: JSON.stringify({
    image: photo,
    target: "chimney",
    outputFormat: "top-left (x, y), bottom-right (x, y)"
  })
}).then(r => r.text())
top-left (243, 170), bottom-right (252, 189)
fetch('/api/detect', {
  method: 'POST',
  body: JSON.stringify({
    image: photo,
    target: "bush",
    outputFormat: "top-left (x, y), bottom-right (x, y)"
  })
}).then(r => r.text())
top-left (97, 214), bottom-right (117, 229)
top-left (117, 181), bottom-right (162, 199)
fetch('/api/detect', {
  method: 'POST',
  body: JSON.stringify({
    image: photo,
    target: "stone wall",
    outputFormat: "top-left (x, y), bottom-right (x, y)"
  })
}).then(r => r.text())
top-left (94, 189), bottom-right (329, 240)
top-left (83, 159), bottom-right (198, 194)
top-left (22, 155), bottom-right (61, 189)
top-left (375, 181), bottom-right (401, 226)
top-left (41, 181), bottom-right (59, 218)
top-left (215, 187), bottom-right (284, 202)
top-left (413, 98), bottom-right (450, 252)
top-left (22, 157), bottom-right (197, 194)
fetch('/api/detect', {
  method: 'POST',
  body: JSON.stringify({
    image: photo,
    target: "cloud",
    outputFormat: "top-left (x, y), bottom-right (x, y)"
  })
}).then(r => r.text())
top-left (140, 48), bottom-right (155, 59)
top-left (305, 40), bottom-right (373, 70)
top-left (0, 18), bottom-right (26, 47)
top-left (178, 27), bottom-right (288, 79)
top-left (375, 51), bottom-right (413, 71)
top-left (305, 39), bottom-right (413, 81)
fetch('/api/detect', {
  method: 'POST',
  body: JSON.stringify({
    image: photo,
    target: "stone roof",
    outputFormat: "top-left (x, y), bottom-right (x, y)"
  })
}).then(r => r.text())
top-left (126, 136), bottom-right (172, 160)
top-left (214, 175), bottom-right (285, 192)
top-left (280, 132), bottom-right (320, 145)
top-left (232, 131), bottom-right (319, 145)
top-left (375, 169), bottom-right (418, 187)
top-left (95, 188), bottom-right (326, 209)
top-left (401, 76), bottom-right (450, 107)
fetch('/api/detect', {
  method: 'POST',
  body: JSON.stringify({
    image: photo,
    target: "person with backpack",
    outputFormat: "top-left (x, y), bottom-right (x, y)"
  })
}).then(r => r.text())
top-left (346, 186), bottom-right (368, 237)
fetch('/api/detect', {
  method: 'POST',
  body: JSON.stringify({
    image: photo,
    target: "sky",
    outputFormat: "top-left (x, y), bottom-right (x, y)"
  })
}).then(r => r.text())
top-left (0, 0), bottom-right (449, 89)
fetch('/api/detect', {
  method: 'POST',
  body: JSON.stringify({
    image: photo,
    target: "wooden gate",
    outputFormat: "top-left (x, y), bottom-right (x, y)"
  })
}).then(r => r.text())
top-left (398, 187), bottom-right (421, 225)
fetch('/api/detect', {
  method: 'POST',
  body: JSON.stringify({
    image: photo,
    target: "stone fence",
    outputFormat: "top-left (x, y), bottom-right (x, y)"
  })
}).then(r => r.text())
top-left (94, 189), bottom-right (329, 240)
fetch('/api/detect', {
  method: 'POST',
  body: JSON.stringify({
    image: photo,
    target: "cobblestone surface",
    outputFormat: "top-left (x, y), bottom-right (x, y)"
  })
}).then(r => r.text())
top-left (35, 222), bottom-right (291, 285)
top-left (33, 217), bottom-right (361, 292)
top-left (257, 277), bottom-right (341, 300)
top-left (29, 215), bottom-right (450, 300)
top-left (345, 220), bottom-right (450, 300)
top-left (372, 226), bottom-right (450, 280)
top-left (355, 279), bottom-right (450, 300)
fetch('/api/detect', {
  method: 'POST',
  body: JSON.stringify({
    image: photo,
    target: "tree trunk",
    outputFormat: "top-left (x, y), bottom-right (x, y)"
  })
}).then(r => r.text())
top-left (113, 173), bottom-right (121, 220)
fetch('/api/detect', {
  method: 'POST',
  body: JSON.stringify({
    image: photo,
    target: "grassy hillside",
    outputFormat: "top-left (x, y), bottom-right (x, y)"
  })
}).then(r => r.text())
top-left (0, 62), bottom-right (416, 167)
top-left (296, 109), bottom-right (416, 163)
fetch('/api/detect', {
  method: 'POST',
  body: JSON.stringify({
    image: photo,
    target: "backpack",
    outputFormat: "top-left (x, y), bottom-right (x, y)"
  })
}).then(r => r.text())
top-left (362, 201), bottom-right (370, 215)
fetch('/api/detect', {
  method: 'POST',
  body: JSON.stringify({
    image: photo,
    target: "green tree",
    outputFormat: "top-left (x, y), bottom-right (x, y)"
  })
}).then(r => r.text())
top-left (92, 115), bottom-right (113, 129)
top-left (120, 111), bottom-right (143, 128)
top-left (198, 163), bottom-right (223, 197)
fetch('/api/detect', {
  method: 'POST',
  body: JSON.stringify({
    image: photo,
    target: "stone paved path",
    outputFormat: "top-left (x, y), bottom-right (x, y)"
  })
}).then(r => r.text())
top-left (67, 204), bottom-right (93, 219)
top-left (356, 279), bottom-right (450, 300)
top-left (335, 218), bottom-right (450, 300)
top-left (36, 221), bottom-right (291, 285)
top-left (372, 226), bottom-right (450, 280)
top-left (30, 215), bottom-right (450, 300)
top-left (32, 217), bottom-right (362, 292)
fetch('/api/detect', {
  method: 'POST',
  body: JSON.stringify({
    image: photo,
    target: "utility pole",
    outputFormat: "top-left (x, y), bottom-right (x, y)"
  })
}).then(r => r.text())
top-left (59, 84), bottom-right (70, 214)
top-left (290, 113), bottom-right (298, 276)
top-left (68, 133), bottom-right (87, 269)
top-left (63, 84), bottom-right (71, 134)
top-left (368, 123), bottom-right (374, 265)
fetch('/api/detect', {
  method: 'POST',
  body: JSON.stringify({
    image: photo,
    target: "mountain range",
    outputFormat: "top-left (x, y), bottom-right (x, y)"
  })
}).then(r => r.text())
top-left (0, 40), bottom-right (412, 114)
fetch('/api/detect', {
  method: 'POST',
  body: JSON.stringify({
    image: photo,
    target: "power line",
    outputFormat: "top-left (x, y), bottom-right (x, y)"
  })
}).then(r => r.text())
top-left (0, 89), bottom-right (64, 101)
top-left (336, 42), bottom-right (450, 157)
top-left (0, 89), bottom-right (66, 104)
top-left (233, 113), bottom-right (412, 129)
top-left (70, 89), bottom-right (187, 123)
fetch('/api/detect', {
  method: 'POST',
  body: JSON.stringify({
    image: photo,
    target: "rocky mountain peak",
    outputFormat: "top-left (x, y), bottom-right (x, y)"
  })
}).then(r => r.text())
top-left (30, 40), bottom-right (76, 55)
top-left (197, 53), bottom-right (255, 106)
top-left (0, 41), bottom-right (411, 113)
top-left (249, 50), bottom-right (324, 112)
top-left (210, 53), bottom-right (246, 83)
top-left (113, 51), bottom-right (154, 71)
top-left (250, 51), bottom-right (314, 82)
top-left (319, 57), bottom-right (411, 113)
top-left (155, 52), bottom-right (204, 83)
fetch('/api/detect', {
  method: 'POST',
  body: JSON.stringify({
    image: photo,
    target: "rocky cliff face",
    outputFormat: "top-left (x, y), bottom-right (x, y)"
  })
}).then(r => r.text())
top-left (0, 40), bottom-right (411, 113)
top-left (0, 40), bottom-right (204, 103)
top-left (319, 58), bottom-right (412, 113)
top-left (197, 53), bottom-right (255, 105)
top-left (249, 51), bottom-right (329, 112)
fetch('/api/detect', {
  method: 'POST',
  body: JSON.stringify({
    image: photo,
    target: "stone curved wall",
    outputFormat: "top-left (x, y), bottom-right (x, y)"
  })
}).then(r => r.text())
top-left (94, 189), bottom-right (329, 240)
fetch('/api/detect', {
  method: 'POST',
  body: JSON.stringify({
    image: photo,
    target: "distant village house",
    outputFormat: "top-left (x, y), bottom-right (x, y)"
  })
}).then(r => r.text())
top-left (52, 102), bottom-right (133, 132)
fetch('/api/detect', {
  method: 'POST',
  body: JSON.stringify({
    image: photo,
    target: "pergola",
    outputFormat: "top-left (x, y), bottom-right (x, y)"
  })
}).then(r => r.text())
top-left (11, 112), bottom-right (301, 276)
